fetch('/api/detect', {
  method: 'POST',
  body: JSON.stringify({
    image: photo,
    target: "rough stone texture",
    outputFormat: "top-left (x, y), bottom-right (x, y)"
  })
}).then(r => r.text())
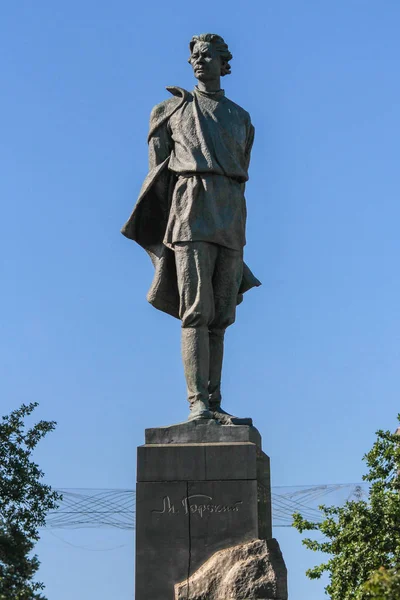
top-left (145, 420), bottom-right (262, 447)
top-left (175, 538), bottom-right (288, 600)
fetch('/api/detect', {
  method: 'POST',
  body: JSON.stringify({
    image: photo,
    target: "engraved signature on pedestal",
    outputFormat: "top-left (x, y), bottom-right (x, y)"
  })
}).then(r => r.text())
top-left (152, 494), bottom-right (243, 518)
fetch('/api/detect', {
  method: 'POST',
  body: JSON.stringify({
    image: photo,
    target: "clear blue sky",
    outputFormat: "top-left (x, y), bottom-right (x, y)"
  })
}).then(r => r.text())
top-left (1, 1), bottom-right (399, 598)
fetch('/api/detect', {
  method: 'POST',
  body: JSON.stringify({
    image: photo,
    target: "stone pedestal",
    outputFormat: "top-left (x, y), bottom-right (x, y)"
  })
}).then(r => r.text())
top-left (135, 420), bottom-right (272, 600)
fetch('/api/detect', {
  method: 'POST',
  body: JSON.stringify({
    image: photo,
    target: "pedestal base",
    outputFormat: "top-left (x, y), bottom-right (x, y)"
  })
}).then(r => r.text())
top-left (135, 423), bottom-right (272, 600)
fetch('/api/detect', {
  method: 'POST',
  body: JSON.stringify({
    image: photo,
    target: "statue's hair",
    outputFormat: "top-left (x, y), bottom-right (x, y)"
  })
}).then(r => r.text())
top-left (189, 33), bottom-right (233, 76)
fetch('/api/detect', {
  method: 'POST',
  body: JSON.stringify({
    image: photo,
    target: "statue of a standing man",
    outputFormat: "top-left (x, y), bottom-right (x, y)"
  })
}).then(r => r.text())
top-left (122, 34), bottom-right (260, 423)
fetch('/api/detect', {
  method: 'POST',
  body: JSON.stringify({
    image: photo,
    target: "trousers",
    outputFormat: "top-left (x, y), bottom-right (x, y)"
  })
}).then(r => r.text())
top-left (174, 241), bottom-right (243, 406)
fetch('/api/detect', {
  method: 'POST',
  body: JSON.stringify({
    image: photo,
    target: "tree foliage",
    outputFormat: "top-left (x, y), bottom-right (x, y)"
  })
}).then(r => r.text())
top-left (292, 418), bottom-right (400, 600)
top-left (363, 567), bottom-right (400, 599)
top-left (0, 402), bottom-right (61, 600)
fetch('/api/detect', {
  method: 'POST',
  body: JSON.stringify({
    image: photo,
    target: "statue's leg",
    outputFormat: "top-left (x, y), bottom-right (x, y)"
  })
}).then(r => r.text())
top-left (209, 247), bottom-right (252, 425)
top-left (208, 328), bottom-right (224, 407)
top-left (174, 242), bottom-right (218, 420)
top-left (181, 326), bottom-right (210, 419)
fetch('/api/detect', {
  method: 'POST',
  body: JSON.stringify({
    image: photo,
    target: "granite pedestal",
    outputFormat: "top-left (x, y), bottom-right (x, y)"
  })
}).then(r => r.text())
top-left (135, 420), bottom-right (272, 600)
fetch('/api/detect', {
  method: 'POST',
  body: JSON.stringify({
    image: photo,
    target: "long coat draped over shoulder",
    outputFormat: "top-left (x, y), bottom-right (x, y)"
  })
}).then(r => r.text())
top-left (121, 86), bottom-right (261, 319)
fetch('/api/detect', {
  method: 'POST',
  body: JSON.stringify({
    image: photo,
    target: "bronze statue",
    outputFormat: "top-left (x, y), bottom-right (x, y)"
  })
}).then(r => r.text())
top-left (122, 34), bottom-right (260, 424)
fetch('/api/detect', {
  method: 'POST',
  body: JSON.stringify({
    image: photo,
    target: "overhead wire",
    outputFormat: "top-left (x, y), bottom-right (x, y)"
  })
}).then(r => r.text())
top-left (44, 483), bottom-right (370, 530)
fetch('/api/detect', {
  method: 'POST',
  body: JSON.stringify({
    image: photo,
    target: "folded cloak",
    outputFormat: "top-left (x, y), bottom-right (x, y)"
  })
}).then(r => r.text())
top-left (121, 86), bottom-right (261, 319)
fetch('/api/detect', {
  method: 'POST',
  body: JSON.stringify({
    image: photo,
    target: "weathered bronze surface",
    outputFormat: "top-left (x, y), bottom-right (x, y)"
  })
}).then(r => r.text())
top-left (122, 34), bottom-right (260, 422)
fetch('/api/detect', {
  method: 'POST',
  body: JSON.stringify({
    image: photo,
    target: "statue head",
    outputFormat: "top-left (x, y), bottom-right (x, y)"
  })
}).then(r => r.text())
top-left (188, 34), bottom-right (233, 83)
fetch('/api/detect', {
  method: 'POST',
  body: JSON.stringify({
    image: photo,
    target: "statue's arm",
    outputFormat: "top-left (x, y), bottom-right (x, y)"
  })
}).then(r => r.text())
top-left (148, 118), bottom-right (173, 171)
top-left (241, 122), bottom-right (255, 194)
top-left (244, 123), bottom-right (255, 171)
top-left (146, 108), bottom-right (174, 203)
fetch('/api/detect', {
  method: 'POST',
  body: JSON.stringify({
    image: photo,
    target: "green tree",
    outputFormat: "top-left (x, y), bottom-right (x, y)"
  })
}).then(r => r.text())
top-left (0, 402), bottom-right (61, 600)
top-left (292, 418), bottom-right (400, 600)
top-left (363, 567), bottom-right (400, 599)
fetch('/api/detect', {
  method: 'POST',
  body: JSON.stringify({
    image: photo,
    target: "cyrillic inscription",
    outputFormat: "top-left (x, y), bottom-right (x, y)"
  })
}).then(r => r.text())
top-left (152, 494), bottom-right (243, 518)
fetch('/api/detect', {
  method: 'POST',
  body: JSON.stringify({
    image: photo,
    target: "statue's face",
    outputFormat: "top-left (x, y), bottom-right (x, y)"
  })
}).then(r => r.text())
top-left (190, 42), bottom-right (222, 82)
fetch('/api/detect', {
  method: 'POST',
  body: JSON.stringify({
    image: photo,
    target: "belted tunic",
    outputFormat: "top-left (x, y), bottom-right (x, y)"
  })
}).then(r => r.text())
top-left (121, 86), bottom-right (260, 319)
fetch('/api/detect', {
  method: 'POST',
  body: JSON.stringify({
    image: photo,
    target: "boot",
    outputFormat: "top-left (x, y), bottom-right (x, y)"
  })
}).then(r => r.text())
top-left (208, 328), bottom-right (252, 426)
top-left (181, 326), bottom-right (213, 420)
top-left (210, 404), bottom-right (253, 426)
top-left (208, 328), bottom-right (224, 407)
